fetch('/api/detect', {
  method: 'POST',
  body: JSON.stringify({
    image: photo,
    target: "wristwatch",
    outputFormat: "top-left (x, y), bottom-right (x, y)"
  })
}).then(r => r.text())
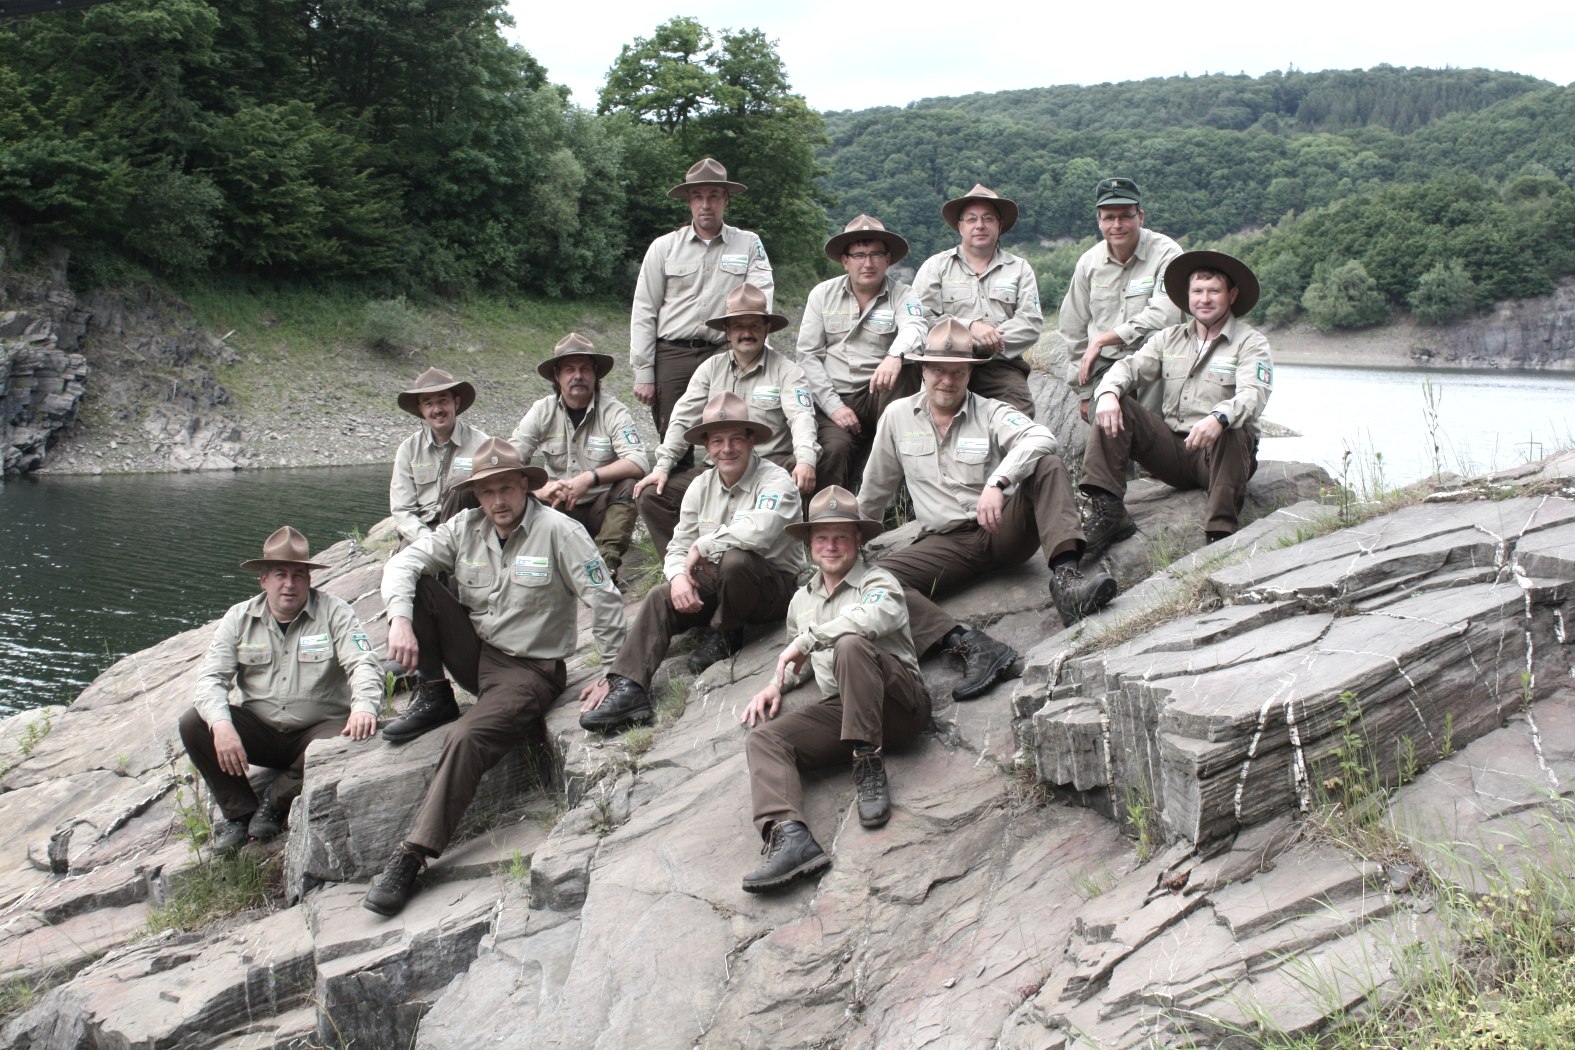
top-left (991, 477), bottom-right (1010, 490)
top-left (1211, 411), bottom-right (1230, 429)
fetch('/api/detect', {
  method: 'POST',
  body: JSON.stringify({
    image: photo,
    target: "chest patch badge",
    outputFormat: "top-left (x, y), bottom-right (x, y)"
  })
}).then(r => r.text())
top-left (513, 555), bottom-right (551, 581)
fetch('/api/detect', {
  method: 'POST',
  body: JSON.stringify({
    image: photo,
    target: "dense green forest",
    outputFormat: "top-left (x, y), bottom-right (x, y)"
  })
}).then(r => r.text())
top-left (3, 3), bottom-right (1573, 331)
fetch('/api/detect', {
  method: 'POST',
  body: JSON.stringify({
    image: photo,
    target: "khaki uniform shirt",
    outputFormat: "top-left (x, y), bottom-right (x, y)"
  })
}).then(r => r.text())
top-left (1094, 314), bottom-right (1274, 436)
top-left (194, 590), bottom-right (383, 729)
top-left (653, 348), bottom-right (819, 474)
top-left (384, 502), bottom-right (627, 660)
top-left (390, 419), bottom-right (490, 544)
top-left (1057, 228), bottom-right (1184, 389)
top-left (785, 557), bottom-right (920, 700)
top-left (860, 391), bottom-right (1057, 533)
top-left (665, 453), bottom-right (805, 580)
top-left (629, 224), bottom-right (774, 384)
top-left (509, 393), bottom-right (650, 496)
top-left (795, 274), bottom-right (927, 414)
top-left (912, 247), bottom-right (1043, 362)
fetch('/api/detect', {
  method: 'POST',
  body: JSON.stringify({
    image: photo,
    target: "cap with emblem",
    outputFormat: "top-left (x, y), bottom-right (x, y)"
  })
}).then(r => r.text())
top-left (682, 390), bottom-right (775, 445)
top-left (1094, 177), bottom-right (1142, 208)
top-left (451, 436), bottom-right (548, 491)
top-left (786, 485), bottom-right (884, 542)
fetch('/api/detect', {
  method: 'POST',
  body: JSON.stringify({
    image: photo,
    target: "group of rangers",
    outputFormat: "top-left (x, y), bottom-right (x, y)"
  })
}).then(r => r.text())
top-left (177, 159), bottom-right (1275, 910)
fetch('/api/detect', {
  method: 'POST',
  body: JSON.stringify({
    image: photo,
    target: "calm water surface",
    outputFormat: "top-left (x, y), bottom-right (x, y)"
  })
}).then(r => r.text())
top-left (2, 366), bottom-right (1572, 713)
top-left (1, 465), bottom-right (389, 713)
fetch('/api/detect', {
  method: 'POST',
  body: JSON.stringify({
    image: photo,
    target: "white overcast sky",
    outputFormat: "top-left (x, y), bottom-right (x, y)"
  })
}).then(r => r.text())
top-left (503, 1), bottom-right (1573, 113)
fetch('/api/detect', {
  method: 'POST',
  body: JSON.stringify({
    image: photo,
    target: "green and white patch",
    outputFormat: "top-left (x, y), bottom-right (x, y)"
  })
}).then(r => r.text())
top-left (905, 300), bottom-right (924, 317)
top-left (794, 387), bottom-right (812, 409)
top-left (756, 491), bottom-right (782, 511)
top-left (299, 632), bottom-right (332, 656)
top-left (861, 589), bottom-right (888, 605)
top-left (583, 558), bottom-right (609, 587)
top-left (513, 555), bottom-right (551, 581)
top-left (1256, 362), bottom-right (1274, 387)
top-left (1004, 413), bottom-right (1031, 428)
top-left (620, 426), bottom-right (643, 446)
top-left (751, 385), bottom-right (782, 406)
top-left (956, 437), bottom-right (991, 458)
top-left (351, 631), bottom-right (372, 652)
top-left (451, 457), bottom-right (473, 475)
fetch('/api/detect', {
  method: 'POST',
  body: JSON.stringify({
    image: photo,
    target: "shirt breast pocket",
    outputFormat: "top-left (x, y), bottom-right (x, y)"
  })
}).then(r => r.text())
top-left (950, 446), bottom-right (991, 485)
top-left (455, 565), bottom-right (497, 607)
top-left (236, 647), bottom-right (272, 667)
top-left (822, 315), bottom-right (853, 337)
top-left (664, 260), bottom-right (700, 294)
top-left (411, 464), bottom-right (439, 486)
top-left (539, 440), bottom-right (569, 472)
top-left (897, 434), bottom-right (939, 481)
top-left (940, 284), bottom-right (977, 311)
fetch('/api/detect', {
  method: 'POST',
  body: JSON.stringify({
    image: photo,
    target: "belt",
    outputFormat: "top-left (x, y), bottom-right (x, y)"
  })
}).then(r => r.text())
top-left (658, 337), bottom-right (719, 349)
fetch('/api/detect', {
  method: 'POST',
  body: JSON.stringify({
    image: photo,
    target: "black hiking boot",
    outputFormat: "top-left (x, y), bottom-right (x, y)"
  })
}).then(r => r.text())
top-left (742, 820), bottom-right (830, 893)
top-left (852, 747), bottom-right (890, 828)
top-left (579, 674), bottom-right (654, 733)
top-left (383, 678), bottom-right (459, 744)
top-left (946, 629), bottom-right (1020, 702)
top-left (363, 844), bottom-right (426, 917)
top-left (1050, 564), bottom-right (1118, 626)
top-left (1081, 490), bottom-right (1136, 562)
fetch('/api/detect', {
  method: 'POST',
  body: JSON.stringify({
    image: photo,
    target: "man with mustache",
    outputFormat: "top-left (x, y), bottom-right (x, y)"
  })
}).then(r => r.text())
top-left (510, 333), bottom-right (648, 586)
top-left (629, 158), bottom-right (773, 439)
top-left (389, 367), bottom-right (489, 545)
top-left (635, 283), bottom-right (820, 565)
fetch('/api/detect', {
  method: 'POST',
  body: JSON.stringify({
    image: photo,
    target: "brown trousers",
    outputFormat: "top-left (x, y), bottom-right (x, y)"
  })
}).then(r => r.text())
top-left (178, 706), bottom-right (342, 821)
top-left (1081, 394), bottom-right (1258, 535)
top-left (875, 453), bottom-right (1085, 653)
top-left (639, 451), bottom-right (798, 561)
top-left (652, 340), bottom-right (726, 437)
top-left (744, 635), bottom-right (930, 832)
top-left (814, 374), bottom-right (919, 493)
top-left (968, 357), bottom-right (1034, 416)
top-left (608, 549), bottom-right (796, 688)
top-left (404, 576), bottom-right (566, 855)
top-left (561, 477), bottom-right (638, 570)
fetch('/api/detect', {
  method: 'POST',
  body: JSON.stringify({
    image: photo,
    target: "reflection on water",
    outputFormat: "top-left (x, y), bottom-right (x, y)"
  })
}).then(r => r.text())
top-left (1, 465), bottom-right (390, 713)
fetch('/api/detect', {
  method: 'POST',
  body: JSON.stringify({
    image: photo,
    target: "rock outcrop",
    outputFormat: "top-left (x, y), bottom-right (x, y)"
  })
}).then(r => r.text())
top-left (3, 453), bottom-right (1573, 1049)
top-left (1, 289), bottom-right (90, 477)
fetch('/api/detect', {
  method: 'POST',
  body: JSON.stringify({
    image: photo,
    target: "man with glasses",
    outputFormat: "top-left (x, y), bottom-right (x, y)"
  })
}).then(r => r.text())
top-left (796, 215), bottom-right (928, 491)
top-left (912, 185), bottom-right (1043, 416)
top-left (1057, 177), bottom-right (1182, 422)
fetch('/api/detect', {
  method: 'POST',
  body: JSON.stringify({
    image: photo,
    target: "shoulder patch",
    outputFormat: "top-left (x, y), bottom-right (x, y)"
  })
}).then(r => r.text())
top-left (794, 387), bottom-right (813, 409)
top-left (621, 426), bottom-right (643, 446)
top-left (1256, 362), bottom-right (1273, 387)
top-left (584, 558), bottom-right (610, 588)
top-left (861, 589), bottom-right (888, 605)
top-left (351, 631), bottom-right (372, 652)
top-left (756, 491), bottom-right (782, 511)
top-left (905, 300), bottom-right (924, 317)
top-left (1004, 413), bottom-right (1031, 428)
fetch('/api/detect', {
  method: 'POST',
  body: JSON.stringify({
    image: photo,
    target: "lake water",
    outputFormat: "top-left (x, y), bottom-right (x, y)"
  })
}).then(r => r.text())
top-left (2, 365), bottom-right (1571, 714)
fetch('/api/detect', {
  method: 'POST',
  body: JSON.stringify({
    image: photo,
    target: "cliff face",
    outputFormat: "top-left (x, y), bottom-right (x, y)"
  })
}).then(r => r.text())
top-left (1408, 278), bottom-right (1575, 370)
top-left (0, 260), bottom-right (90, 478)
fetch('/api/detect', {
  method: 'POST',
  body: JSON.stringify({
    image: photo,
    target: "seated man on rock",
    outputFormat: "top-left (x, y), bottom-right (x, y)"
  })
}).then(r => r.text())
top-left (860, 319), bottom-right (1118, 698)
top-left (179, 527), bottom-right (381, 854)
top-left (635, 283), bottom-right (820, 559)
top-left (390, 367), bottom-right (489, 545)
top-left (579, 392), bottom-right (805, 732)
top-left (739, 486), bottom-right (929, 892)
top-left (797, 215), bottom-right (928, 491)
top-left (368, 438), bottom-right (627, 916)
top-left (1080, 250), bottom-right (1273, 556)
top-left (510, 333), bottom-right (648, 586)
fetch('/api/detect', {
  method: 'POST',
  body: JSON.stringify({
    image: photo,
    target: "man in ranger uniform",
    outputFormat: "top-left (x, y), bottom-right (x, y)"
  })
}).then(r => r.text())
top-left (797, 215), bottom-right (928, 492)
top-left (912, 184), bottom-right (1043, 416)
top-left (1057, 177), bottom-right (1183, 421)
top-left (634, 283), bottom-right (819, 558)
top-left (580, 392), bottom-right (805, 730)
top-left (178, 527), bottom-right (382, 853)
top-left (367, 437), bottom-right (627, 915)
top-left (860, 320), bottom-right (1117, 700)
top-left (739, 486), bottom-right (929, 892)
top-left (1081, 251), bottom-right (1274, 555)
top-left (389, 367), bottom-right (489, 545)
top-left (629, 157), bottom-right (773, 437)
top-left (510, 333), bottom-right (648, 585)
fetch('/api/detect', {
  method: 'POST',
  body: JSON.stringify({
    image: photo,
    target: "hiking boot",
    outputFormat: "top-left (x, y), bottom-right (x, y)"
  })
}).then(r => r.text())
top-left (211, 816), bottom-right (250, 855)
top-left (246, 790), bottom-right (285, 842)
top-left (363, 844), bottom-right (426, 916)
top-left (947, 628), bottom-right (1020, 702)
top-left (579, 674), bottom-right (653, 733)
top-left (1051, 563), bottom-right (1118, 626)
top-left (852, 747), bottom-right (890, 828)
top-left (687, 627), bottom-right (744, 675)
top-left (1081, 490), bottom-right (1136, 562)
top-left (741, 820), bottom-right (830, 893)
top-left (383, 678), bottom-right (459, 744)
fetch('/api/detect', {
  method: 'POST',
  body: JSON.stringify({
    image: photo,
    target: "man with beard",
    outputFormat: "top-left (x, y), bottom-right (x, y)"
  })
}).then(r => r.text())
top-left (366, 438), bottom-right (626, 915)
top-left (390, 368), bottom-right (489, 545)
top-left (510, 333), bottom-right (648, 585)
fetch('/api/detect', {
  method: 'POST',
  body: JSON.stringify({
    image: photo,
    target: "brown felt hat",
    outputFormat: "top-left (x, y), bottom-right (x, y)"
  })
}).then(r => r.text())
top-left (941, 183), bottom-right (1019, 233)
top-left (397, 367), bottom-right (476, 418)
top-left (535, 332), bottom-right (615, 382)
top-left (1164, 250), bottom-right (1260, 318)
top-left (240, 526), bottom-right (329, 571)
top-left (786, 485), bottom-right (883, 542)
top-left (666, 157), bottom-right (747, 199)
top-left (451, 437), bottom-right (548, 491)
top-left (905, 316), bottom-right (982, 366)
top-left (682, 391), bottom-right (774, 445)
top-left (704, 283), bottom-right (789, 333)
top-left (824, 214), bottom-right (909, 264)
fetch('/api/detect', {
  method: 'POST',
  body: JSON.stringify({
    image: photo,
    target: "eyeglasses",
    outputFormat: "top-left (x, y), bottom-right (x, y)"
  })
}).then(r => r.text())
top-left (1098, 210), bottom-right (1140, 225)
top-left (844, 251), bottom-right (889, 262)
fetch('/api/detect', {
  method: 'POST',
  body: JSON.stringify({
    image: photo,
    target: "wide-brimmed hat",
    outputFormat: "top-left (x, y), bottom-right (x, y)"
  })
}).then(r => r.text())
top-left (1164, 250), bottom-right (1260, 317)
top-left (451, 437), bottom-right (548, 491)
top-left (398, 367), bottom-right (476, 418)
top-left (941, 184), bottom-right (1019, 233)
top-left (704, 283), bottom-right (789, 334)
top-left (535, 332), bottom-right (615, 383)
top-left (1094, 177), bottom-right (1142, 208)
top-left (682, 391), bottom-right (774, 445)
top-left (666, 157), bottom-right (747, 199)
top-left (786, 485), bottom-right (883, 542)
top-left (905, 316), bottom-right (982, 366)
top-left (240, 526), bottom-right (329, 571)
top-left (824, 214), bottom-right (910, 264)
